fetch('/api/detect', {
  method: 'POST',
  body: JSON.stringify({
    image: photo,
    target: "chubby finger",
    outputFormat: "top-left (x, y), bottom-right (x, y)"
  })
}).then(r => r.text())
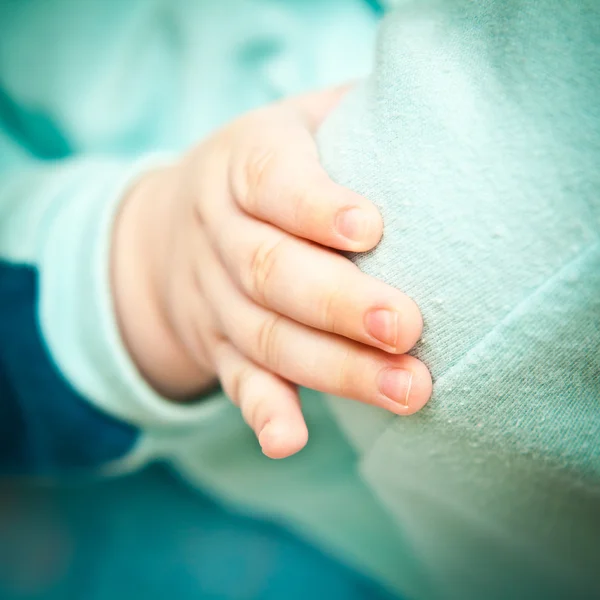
top-left (228, 118), bottom-right (382, 252)
top-left (195, 234), bottom-right (432, 416)
top-left (210, 212), bottom-right (422, 354)
top-left (214, 341), bottom-right (308, 459)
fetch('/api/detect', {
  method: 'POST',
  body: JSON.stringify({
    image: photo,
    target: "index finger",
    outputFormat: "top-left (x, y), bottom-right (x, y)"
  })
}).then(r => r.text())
top-left (229, 117), bottom-right (383, 252)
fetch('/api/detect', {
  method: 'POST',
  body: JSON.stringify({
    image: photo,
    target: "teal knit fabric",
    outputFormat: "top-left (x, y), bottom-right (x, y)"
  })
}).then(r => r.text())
top-left (318, 1), bottom-right (600, 598)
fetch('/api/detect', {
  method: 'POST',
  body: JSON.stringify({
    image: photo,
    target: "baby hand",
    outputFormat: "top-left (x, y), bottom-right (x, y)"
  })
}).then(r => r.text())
top-left (112, 87), bottom-right (432, 458)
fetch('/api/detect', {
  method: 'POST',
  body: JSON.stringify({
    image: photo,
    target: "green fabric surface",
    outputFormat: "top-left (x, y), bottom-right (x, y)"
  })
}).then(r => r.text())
top-left (317, 1), bottom-right (600, 598)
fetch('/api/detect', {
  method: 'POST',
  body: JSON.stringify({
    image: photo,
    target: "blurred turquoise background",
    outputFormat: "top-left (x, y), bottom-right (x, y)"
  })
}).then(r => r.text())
top-left (0, 465), bottom-right (399, 600)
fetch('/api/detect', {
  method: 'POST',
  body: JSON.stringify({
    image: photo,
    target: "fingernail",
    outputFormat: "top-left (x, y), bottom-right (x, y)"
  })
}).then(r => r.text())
top-left (335, 207), bottom-right (376, 243)
top-left (378, 368), bottom-right (413, 407)
top-left (365, 309), bottom-right (399, 350)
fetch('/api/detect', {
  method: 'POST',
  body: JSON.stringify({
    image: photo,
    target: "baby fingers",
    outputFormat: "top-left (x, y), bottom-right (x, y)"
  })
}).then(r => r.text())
top-left (209, 212), bottom-right (423, 355)
top-left (195, 233), bottom-right (432, 417)
top-left (227, 103), bottom-right (382, 252)
top-left (214, 341), bottom-right (308, 459)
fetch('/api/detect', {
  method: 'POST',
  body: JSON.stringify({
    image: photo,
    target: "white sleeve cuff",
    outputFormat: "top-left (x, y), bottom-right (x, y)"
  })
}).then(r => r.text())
top-left (39, 155), bottom-right (227, 431)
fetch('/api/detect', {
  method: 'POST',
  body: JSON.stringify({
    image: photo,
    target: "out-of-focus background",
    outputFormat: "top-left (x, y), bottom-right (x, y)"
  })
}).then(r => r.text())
top-left (0, 466), bottom-right (398, 600)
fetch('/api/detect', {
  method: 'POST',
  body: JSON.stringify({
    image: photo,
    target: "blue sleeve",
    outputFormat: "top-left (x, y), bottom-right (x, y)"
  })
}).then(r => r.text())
top-left (0, 117), bottom-right (145, 475)
top-left (0, 260), bottom-right (138, 476)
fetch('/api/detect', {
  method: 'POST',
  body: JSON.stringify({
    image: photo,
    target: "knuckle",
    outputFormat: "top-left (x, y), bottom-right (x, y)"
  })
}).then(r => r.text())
top-left (243, 147), bottom-right (278, 213)
top-left (247, 236), bottom-right (286, 303)
top-left (254, 314), bottom-right (283, 370)
top-left (319, 282), bottom-right (344, 334)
